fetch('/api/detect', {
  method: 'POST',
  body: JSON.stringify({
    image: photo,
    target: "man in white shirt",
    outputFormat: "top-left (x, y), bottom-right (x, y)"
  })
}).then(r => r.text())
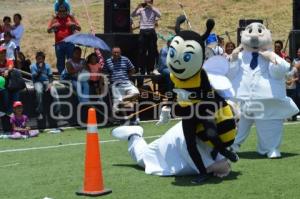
top-left (11, 13), bottom-right (24, 51)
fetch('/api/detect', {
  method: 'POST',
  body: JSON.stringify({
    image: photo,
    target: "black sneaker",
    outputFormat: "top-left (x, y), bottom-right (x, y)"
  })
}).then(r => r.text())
top-left (220, 149), bottom-right (239, 162)
top-left (210, 149), bottom-right (219, 160)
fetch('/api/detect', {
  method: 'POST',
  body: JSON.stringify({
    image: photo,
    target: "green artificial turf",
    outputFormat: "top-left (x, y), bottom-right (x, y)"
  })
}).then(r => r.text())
top-left (0, 121), bottom-right (300, 199)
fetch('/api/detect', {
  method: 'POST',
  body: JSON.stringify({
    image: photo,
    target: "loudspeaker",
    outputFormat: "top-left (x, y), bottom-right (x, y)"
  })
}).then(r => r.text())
top-left (96, 33), bottom-right (139, 67)
top-left (289, 30), bottom-right (300, 59)
top-left (239, 19), bottom-right (264, 28)
top-left (237, 19), bottom-right (263, 45)
top-left (104, 0), bottom-right (131, 33)
top-left (293, 0), bottom-right (300, 29)
top-left (236, 27), bottom-right (244, 46)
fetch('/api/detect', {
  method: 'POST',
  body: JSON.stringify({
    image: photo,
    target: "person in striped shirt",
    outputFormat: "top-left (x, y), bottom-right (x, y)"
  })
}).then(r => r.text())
top-left (131, 0), bottom-right (161, 86)
top-left (103, 46), bottom-right (139, 112)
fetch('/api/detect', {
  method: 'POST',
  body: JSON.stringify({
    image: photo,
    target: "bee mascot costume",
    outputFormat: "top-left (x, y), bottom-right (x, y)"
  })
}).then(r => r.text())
top-left (159, 15), bottom-right (239, 182)
top-left (111, 16), bottom-right (238, 184)
top-left (228, 22), bottom-right (299, 158)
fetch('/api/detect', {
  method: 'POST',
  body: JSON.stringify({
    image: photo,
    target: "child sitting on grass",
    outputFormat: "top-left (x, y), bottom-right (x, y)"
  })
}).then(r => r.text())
top-left (0, 101), bottom-right (39, 139)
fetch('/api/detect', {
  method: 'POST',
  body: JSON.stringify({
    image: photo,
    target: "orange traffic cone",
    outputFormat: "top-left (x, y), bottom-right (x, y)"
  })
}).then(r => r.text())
top-left (76, 108), bottom-right (112, 197)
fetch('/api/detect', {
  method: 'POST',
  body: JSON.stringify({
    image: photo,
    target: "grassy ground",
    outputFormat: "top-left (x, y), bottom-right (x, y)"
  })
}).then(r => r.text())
top-left (0, 0), bottom-right (293, 69)
top-left (0, 121), bottom-right (300, 199)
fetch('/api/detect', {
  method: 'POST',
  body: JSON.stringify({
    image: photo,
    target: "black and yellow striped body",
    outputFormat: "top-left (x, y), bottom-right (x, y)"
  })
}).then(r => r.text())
top-left (170, 69), bottom-right (236, 147)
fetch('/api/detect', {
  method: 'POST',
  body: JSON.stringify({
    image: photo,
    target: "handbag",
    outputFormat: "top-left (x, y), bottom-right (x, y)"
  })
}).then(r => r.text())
top-left (7, 69), bottom-right (26, 92)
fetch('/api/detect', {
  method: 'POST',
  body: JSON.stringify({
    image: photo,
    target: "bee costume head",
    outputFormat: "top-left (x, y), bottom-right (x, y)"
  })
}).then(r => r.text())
top-left (167, 15), bottom-right (215, 80)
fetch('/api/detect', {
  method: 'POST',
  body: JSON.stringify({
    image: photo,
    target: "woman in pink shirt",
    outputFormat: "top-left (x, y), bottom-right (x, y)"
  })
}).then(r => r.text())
top-left (86, 52), bottom-right (104, 96)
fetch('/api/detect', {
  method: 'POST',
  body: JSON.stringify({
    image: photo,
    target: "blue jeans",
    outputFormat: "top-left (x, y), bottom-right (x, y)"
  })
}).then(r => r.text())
top-left (71, 80), bottom-right (90, 103)
top-left (55, 42), bottom-right (75, 74)
top-left (34, 82), bottom-right (61, 115)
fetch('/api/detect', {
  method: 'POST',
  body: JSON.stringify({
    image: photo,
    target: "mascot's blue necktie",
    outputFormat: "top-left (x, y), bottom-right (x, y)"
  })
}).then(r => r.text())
top-left (250, 52), bottom-right (259, 70)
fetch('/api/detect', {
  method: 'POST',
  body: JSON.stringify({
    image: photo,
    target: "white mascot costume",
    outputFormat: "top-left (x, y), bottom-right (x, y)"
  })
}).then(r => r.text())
top-left (111, 123), bottom-right (230, 178)
top-left (228, 23), bottom-right (299, 158)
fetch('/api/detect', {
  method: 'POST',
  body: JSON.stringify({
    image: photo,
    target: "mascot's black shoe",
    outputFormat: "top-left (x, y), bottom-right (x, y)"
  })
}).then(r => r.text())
top-left (191, 173), bottom-right (210, 184)
top-left (220, 150), bottom-right (239, 163)
top-left (210, 149), bottom-right (219, 160)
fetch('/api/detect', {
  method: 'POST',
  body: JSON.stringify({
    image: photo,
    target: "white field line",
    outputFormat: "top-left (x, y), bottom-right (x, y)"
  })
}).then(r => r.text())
top-left (0, 162), bottom-right (20, 168)
top-left (0, 135), bottom-right (161, 154)
top-left (0, 121), bottom-right (299, 154)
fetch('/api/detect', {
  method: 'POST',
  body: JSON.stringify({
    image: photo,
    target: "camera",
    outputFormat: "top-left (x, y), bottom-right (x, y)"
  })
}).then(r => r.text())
top-left (141, 3), bottom-right (147, 7)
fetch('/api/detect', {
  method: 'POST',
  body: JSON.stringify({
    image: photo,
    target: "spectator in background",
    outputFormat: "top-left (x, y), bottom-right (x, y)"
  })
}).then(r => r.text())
top-left (131, 0), bottom-right (161, 86)
top-left (11, 13), bottom-right (24, 52)
top-left (1, 32), bottom-right (17, 61)
top-left (274, 40), bottom-right (287, 59)
top-left (285, 56), bottom-right (299, 121)
top-left (61, 47), bottom-right (90, 103)
top-left (0, 47), bottom-right (17, 115)
top-left (86, 52), bottom-right (104, 96)
top-left (47, 4), bottom-right (81, 74)
top-left (103, 46), bottom-right (139, 111)
top-left (224, 41), bottom-right (236, 59)
top-left (292, 48), bottom-right (300, 65)
top-left (0, 16), bottom-right (12, 40)
top-left (0, 101), bottom-right (39, 139)
top-left (293, 47), bottom-right (300, 113)
top-left (0, 76), bottom-right (11, 134)
top-left (0, 47), bottom-right (14, 74)
top-left (54, 0), bottom-right (71, 14)
top-left (217, 35), bottom-right (225, 50)
top-left (157, 36), bottom-right (173, 93)
top-left (206, 33), bottom-right (224, 56)
top-left (15, 51), bottom-right (31, 73)
top-left (31, 51), bottom-right (61, 120)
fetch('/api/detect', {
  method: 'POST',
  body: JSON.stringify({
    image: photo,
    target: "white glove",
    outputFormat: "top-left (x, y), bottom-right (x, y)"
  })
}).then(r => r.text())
top-left (259, 50), bottom-right (277, 64)
top-left (173, 89), bottom-right (193, 102)
top-left (229, 44), bottom-right (243, 62)
top-left (156, 106), bottom-right (171, 126)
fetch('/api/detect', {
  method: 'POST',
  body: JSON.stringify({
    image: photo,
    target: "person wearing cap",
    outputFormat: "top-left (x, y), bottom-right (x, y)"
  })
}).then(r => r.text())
top-left (30, 51), bottom-right (62, 120)
top-left (131, 0), bottom-right (161, 86)
top-left (0, 101), bottom-right (39, 139)
top-left (206, 33), bottom-right (224, 57)
top-left (47, 4), bottom-right (81, 74)
top-left (54, 0), bottom-right (71, 14)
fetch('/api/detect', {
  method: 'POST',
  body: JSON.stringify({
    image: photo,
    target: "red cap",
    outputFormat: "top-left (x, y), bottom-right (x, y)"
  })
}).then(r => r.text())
top-left (0, 46), bottom-right (6, 52)
top-left (13, 101), bottom-right (23, 108)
